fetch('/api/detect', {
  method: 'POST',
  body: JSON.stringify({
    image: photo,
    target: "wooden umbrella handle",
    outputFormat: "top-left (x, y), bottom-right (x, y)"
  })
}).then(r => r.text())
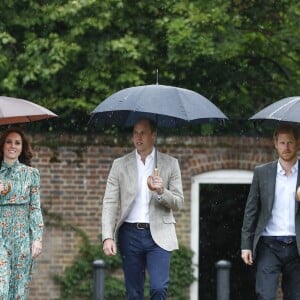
top-left (147, 168), bottom-right (158, 191)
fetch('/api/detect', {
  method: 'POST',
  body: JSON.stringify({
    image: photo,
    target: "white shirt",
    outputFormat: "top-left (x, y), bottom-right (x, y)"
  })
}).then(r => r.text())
top-left (262, 160), bottom-right (298, 236)
top-left (125, 148), bottom-right (155, 223)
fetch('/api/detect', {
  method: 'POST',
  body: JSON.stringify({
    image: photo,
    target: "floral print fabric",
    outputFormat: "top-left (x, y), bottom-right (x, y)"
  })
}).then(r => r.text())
top-left (0, 160), bottom-right (43, 300)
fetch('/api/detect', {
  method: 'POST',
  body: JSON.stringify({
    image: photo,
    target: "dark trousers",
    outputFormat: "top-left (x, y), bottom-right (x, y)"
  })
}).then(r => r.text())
top-left (255, 237), bottom-right (300, 300)
top-left (118, 223), bottom-right (171, 300)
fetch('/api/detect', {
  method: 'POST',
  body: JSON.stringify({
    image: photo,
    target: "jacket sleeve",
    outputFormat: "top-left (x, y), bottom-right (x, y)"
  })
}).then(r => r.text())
top-left (241, 167), bottom-right (260, 250)
top-left (156, 158), bottom-right (184, 211)
top-left (101, 160), bottom-right (120, 242)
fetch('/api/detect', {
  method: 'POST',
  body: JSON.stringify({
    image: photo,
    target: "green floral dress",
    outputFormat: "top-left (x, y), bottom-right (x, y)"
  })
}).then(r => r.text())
top-left (0, 160), bottom-right (44, 300)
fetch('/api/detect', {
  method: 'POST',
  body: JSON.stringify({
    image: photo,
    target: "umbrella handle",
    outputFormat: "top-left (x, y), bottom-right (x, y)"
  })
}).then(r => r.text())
top-left (147, 168), bottom-right (158, 191)
top-left (0, 181), bottom-right (11, 195)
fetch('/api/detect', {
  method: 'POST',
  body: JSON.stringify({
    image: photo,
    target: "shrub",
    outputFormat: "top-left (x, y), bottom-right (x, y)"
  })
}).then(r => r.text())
top-left (54, 235), bottom-right (195, 300)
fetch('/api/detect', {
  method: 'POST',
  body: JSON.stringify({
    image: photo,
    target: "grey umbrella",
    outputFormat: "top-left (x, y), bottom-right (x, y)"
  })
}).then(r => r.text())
top-left (89, 84), bottom-right (228, 188)
top-left (250, 96), bottom-right (300, 124)
top-left (250, 96), bottom-right (300, 201)
top-left (89, 84), bottom-right (228, 128)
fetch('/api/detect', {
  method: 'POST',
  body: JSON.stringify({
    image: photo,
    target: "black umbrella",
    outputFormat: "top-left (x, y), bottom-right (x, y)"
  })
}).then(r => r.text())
top-left (250, 96), bottom-right (300, 124)
top-left (89, 84), bottom-right (228, 128)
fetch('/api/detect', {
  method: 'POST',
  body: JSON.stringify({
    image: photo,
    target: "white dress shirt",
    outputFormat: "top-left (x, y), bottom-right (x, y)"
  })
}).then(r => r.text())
top-left (125, 148), bottom-right (155, 223)
top-left (262, 160), bottom-right (298, 236)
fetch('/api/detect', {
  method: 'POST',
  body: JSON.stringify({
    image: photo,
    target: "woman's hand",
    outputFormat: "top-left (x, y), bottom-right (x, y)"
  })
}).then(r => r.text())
top-left (0, 180), bottom-right (11, 195)
top-left (32, 240), bottom-right (43, 258)
top-left (0, 180), bottom-right (4, 194)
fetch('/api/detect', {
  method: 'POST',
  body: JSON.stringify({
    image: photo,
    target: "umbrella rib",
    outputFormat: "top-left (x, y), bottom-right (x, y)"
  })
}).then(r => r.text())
top-left (89, 84), bottom-right (227, 127)
top-left (268, 97), bottom-right (300, 119)
top-left (174, 88), bottom-right (191, 121)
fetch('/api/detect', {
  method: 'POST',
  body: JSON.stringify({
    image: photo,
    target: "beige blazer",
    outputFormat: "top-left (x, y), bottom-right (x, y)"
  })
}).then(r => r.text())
top-left (101, 150), bottom-right (184, 251)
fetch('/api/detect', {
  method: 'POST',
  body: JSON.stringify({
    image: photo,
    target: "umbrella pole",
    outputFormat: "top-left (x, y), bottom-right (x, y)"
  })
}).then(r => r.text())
top-left (154, 148), bottom-right (158, 176)
top-left (147, 119), bottom-right (159, 190)
top-left (147, 147), bottom-right (158, 190)
top-left (154, 123), bottom-right (158, 175)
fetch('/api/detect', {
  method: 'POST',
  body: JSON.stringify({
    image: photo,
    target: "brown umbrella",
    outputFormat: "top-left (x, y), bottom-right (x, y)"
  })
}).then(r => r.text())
top-left (0, 96), bottom-right (58, 125)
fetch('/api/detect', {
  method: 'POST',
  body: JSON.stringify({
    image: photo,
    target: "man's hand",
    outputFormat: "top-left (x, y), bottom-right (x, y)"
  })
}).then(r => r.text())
top-left (152, 175), bottom-right (164, 195)
top-left (241, 249), bottom-right (253, 265)
top-left (103, 238), bottom-right (117, 256)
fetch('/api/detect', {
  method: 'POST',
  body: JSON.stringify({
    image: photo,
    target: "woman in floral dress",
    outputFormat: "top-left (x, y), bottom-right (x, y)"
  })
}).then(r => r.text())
top-left (0, 128), bottom-right (43, 300)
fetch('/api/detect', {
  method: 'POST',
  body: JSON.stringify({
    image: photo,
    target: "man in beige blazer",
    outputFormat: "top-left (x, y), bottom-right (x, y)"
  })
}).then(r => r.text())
top-left (102, 118), bottom-right (184, 300)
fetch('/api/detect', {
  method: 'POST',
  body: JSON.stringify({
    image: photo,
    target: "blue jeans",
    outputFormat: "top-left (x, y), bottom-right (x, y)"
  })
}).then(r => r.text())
top-left (118, 223), bottom-right (171, 300)
top-left (256, 237), bottom-right (300, 300)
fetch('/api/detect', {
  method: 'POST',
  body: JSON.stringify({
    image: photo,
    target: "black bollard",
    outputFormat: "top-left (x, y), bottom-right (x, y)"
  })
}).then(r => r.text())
top-left (215, 260), bottom-right (231, 300)
top-left (93, 259), bottom-right (106, 300)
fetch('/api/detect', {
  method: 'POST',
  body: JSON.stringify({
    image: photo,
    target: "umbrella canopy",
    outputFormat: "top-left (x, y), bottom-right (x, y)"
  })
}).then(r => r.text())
top-left (250, 96), bottom-right (300, 124)
top-left (0, 96), bottom-right (58, 125)
top-left (89, 84), bottom-right (228, 128)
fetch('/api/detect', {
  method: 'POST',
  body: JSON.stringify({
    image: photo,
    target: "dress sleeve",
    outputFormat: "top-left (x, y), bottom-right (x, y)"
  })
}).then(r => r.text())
top-left (29, 168), bottom-right (44, 242)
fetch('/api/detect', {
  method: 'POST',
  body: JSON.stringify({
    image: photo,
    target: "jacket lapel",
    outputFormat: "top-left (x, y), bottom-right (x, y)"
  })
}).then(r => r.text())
top-left (125, 151), bottom-right (138, 191)
top-left (266, 161), bottom-right (277, 212)
top-left (295, 160), bottom-right (300, 212)
top-left (156, 151), bottom-right (165, 177)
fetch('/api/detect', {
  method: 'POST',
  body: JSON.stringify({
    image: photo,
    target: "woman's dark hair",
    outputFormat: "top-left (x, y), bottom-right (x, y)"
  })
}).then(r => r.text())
top-left (0, 128), bottom-right (33, 166)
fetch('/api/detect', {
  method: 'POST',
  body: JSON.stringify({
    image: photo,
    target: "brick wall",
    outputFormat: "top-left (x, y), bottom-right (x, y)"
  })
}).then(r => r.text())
top-left (27, 133), bottom-right (276, 299)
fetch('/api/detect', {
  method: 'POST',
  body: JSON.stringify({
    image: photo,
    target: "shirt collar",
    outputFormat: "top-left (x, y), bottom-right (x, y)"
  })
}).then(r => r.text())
top-left (277, 159), bottom-right (298, 175)
top-left (135, 148), bottom-right (156, 162)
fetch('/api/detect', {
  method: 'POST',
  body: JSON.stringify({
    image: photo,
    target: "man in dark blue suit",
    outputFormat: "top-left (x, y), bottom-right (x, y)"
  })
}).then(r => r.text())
top-left (241, 124), bottom-right (300, 299)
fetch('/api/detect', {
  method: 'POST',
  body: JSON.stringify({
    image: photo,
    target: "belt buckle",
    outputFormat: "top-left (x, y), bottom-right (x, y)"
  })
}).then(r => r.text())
top-left (136, 223), bottom-right (145, 230)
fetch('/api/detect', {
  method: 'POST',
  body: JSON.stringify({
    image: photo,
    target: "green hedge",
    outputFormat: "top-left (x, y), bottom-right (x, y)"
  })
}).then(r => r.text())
top-left (54, 235), bottom-right (195, 300)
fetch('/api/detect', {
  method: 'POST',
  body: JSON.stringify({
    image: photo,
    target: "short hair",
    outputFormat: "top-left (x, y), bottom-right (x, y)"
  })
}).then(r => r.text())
top-left (273, 123), bottom-right (299, 141)
top-left (134, 118), bottom-right (157, 133)
top-left (0, 128), bottom-right (33, 166)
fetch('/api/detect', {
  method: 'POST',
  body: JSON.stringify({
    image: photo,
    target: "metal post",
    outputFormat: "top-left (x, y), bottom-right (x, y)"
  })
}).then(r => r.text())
top-left (93, 259), bottom-right (106, 300)
top-left (215, 260), bottom-right (231, 300)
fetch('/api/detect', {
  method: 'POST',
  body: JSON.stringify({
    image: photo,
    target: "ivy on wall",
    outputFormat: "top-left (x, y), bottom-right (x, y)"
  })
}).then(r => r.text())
top-left (53, 232), bottom-right (195, 300)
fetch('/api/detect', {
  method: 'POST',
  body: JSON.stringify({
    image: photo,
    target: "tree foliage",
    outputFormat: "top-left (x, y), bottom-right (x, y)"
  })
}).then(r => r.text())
top-left (0, 0), bottom-right (300, 133)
